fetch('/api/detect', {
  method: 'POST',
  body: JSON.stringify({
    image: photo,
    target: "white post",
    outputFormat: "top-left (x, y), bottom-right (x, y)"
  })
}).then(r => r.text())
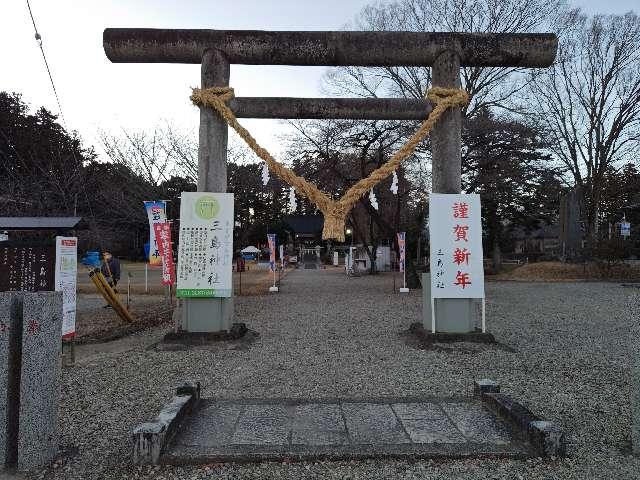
top-left (144, 263), bottom-right (148, 293)
top-left (481, 298), bottom-right (486, 333)
top-left (430, 296), bottom-right (436, 333)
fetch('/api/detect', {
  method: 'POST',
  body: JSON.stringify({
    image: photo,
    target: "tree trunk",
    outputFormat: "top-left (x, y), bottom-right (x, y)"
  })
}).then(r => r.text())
top-left (368, 245), bottom-right (378, 275)
top-left (492, 241), bottom-right (502, 273)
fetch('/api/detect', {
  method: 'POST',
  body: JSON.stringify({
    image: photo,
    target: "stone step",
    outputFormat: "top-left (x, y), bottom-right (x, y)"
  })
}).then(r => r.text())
top-left (162, 397), bottom-right (533, 464)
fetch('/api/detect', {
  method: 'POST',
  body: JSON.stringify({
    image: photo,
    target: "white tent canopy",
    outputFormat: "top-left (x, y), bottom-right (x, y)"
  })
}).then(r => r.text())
top-left (241, 246), bottom-right (260, 253)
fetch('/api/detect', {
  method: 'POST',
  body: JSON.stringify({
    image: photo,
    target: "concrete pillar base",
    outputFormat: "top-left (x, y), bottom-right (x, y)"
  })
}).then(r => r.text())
top-left (181, 297), bottom-right (233, 333)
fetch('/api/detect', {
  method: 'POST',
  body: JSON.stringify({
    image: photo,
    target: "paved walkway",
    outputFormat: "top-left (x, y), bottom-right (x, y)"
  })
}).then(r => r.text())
top-left (161, 268), bottom-right (535, 463)
top-left (166, 397), bottom-right (530, 462)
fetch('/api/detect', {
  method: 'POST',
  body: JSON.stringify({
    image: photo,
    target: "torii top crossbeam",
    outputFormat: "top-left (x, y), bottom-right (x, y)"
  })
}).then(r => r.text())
top-left (104, 29), bottom-right (557, 67)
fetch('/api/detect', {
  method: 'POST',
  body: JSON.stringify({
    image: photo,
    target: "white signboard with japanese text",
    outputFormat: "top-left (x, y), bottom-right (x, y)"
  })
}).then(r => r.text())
top-left (55, 236), bottom-right (77, 338)
top-left (429, 194), bottom-right (484, 299)
top-left (176, 192), bottom-right (234, 298)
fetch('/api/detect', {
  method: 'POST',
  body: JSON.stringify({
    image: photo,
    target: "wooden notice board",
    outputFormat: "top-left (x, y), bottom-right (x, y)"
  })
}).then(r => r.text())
top-left (0, 241), bottom-right (55, 292)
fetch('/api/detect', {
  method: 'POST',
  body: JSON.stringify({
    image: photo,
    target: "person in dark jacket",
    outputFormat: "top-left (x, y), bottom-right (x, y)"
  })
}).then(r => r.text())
top-left (101, 251), bottom-right (121, 291)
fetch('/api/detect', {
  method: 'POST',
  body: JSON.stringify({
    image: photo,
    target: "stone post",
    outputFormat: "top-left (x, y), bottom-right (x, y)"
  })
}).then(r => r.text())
top-left (632, 291), bottom-right (640, 455)
top-left (0, 292), bottom-right (22, 467)
top-left (18, 292), bottom-right (63, 470)
top-left (0, 291), bottom-right (62, 470)
top-left (431, 51), bottom-right (461, 194)
top-left (427, 51), bottom-right (478, 333)
top-left (182, 49), bottom-right (234, 332)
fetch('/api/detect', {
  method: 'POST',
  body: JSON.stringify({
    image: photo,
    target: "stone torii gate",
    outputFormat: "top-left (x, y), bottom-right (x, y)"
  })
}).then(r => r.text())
top-left (103, 29), bottom-right (557, 333)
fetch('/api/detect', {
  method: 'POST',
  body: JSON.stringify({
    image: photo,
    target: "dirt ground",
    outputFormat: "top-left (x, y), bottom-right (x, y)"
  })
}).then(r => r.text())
top-left (73, 265), bottom-right (294, 342)
top-left (492, 260), bottom-right (640, 282)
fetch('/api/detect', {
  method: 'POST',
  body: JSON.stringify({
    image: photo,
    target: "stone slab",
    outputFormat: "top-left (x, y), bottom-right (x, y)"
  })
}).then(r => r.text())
top-left (341, 403), bottom-right (410, 444)
top-left (441, 402), bottom-right (511, 445)
top-left (291, 404), bottom-right (347, 446)
top-left (18, 292), bottom-right (63, 470)
top-left (164, 397), bottom-right (533, 463)
top-left (177, 403), bottom-right (243, 448)
top-left (231, 405), bottom-right (289, 445)
top-left (392, 403), bottom-right (465, 444)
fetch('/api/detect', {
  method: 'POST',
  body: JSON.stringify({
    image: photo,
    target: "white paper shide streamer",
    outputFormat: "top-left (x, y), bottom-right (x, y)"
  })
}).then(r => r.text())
top-left (369, 189), bottom-right (379, 210)
top-left (390, 170), bottom-right (399, 195)
top-left (288, 186), bottom-right (297, 212)
top-left (261, 162), bottom-right (270, 186)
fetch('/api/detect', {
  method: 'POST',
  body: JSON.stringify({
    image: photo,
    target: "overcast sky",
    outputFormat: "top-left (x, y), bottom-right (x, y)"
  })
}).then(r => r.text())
top-left (2, 0), bottom-right (637, 161)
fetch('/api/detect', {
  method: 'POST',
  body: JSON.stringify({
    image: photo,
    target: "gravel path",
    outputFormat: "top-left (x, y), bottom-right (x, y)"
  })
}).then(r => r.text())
top-left (33, 269), bottom-right (639, 479)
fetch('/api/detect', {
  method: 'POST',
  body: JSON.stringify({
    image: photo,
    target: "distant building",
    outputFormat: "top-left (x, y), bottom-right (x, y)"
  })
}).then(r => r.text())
top-left (513, 224), bottom-right (560, 257)
top-left (282, 215), bottom-right (324, 247)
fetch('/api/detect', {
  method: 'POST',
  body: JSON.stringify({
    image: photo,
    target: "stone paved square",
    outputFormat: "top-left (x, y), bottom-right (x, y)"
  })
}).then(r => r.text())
top-left (231, 405), bottom-right (289, 445)
top-left (392, 402), bottom-right (466, 444)
top-left (170, 397), bottom-right (523, 459)
top-left (291, 403), bottom-right (348, 446)
top-left (342, 402), bottom-right (411, 444)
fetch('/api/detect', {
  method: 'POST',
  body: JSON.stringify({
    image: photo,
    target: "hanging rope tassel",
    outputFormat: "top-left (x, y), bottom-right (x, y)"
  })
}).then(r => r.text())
top-left (369, 189), bottom-right (379, 210)
top-left (191, 86), bottom-right (469, 241)
top-left (390, 170), bottom-right (399, 195)
top-left (261, 162), bottom-right (270, 186)
top-left (288, 186), bottom-right (297, 212)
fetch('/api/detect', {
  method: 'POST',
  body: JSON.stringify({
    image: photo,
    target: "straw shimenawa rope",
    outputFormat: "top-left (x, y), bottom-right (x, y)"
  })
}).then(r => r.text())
top-left (191, 86), bottom-right (469, 241)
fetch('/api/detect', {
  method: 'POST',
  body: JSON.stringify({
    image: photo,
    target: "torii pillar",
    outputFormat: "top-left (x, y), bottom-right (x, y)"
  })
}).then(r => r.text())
top-left (103, 29), bottom-right (557, 333)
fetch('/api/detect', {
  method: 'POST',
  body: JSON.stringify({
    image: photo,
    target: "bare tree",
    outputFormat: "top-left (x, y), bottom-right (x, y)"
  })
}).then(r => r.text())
top-left (101, 124), bottom-right (260, 186)
top-left (526, 11), bottom-right (640, 242)
top-left (324, 0), bottom-right (567, 117)
top-left (100, 127), bottom-right (173, 186)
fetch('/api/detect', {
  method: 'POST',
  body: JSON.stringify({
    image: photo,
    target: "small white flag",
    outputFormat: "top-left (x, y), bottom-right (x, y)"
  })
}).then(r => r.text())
top-left (288, 186), bottom-right (297, 211)
top-left (390, 170), bottom-right (398, 195)
top-left (261, 162), bottom-right (270, 186)
top-left (369, 189), bottom-right (378, 210)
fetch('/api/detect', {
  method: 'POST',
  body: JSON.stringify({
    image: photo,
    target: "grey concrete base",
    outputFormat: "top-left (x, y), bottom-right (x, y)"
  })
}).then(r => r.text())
top-left (18, 292), bottom-right (63, 471)
top-left (162, 396), bottom-right (532, 464)
top-left (162, 323), bottom-right (248, 345)
top-left (180, 297), bottom-right (234, 333)
top-left (409, 322), bottom-right (496, 344)
top-left (422, 273), bottom-right (482, 333)
top-left (132, 383), bottom-right (200, 465)
top-left (474, 379), bottom-right (566, 457)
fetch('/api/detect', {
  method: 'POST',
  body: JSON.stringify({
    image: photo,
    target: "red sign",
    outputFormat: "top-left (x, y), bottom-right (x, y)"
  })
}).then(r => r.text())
top-left (153, 222), bottom-right (176, 286)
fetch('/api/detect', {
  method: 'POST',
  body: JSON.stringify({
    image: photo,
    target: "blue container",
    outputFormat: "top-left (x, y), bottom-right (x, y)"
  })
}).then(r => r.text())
top-left (81, 251), bottom-right (101, 267)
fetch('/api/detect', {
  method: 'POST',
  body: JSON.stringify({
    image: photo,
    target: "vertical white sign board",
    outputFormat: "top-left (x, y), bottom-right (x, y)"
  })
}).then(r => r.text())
top-left (177, 192), bottom-right (234, 298)
top-left (55, 236), bottom-right (77, 339)
top-left (429, 194), bottom-right (485, 331)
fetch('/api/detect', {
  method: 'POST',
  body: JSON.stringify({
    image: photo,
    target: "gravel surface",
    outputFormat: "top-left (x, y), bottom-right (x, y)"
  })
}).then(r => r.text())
top-left (30, 269), bottom-right (640, 479)
top-left (74, 294), bottom-right (172, 342)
